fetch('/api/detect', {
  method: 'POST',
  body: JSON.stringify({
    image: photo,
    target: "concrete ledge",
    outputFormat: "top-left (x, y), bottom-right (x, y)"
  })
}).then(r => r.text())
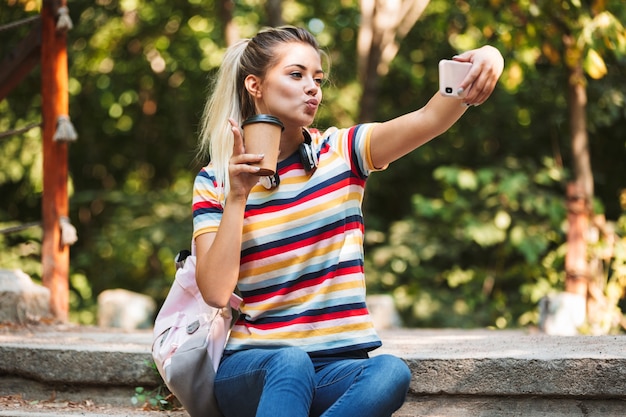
top-left (396, 395), bottom-right (626, 417)
top-left (0, 326), bottom-right (158, 387)
top-left (375, 329), bottom-right (626, 398)
top-left (1, 326), bottom-right (626, 416)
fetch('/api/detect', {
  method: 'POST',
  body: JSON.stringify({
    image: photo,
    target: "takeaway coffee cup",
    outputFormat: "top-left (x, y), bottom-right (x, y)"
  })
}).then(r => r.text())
top-left (241, 114), bottom-right (284, 176)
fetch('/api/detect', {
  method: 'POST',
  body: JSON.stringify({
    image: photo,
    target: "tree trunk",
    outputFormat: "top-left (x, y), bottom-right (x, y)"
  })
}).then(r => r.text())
top-left (218, 0), bottom-right (238, 46)
top-left (564, 37), bottom-right (594, 298)
top-left (357, 0), bottom-right (429, 122)
top-left (568, 59), bottom-right (594, 201)
top-left (565, 181), bottom-right (590, 297)
top-left (265, 0), bottom-right (283, 27)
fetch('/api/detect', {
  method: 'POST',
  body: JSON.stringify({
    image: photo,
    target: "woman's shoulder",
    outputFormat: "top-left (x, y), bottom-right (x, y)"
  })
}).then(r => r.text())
top-left (194, 163), bottom-right (218, 185)
top-left (311, 123), bottom-right (379, 144)
top-left (196, 162), bottom-right (215, 175)
top-left (309, 126), bottom-right (335, 141)
top-left (309, 125), bottom-right (352, 144)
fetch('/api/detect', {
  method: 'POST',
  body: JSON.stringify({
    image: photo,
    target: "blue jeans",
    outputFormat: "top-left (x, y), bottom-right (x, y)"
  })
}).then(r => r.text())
top-left (214, 347), bottom-right (411, 417)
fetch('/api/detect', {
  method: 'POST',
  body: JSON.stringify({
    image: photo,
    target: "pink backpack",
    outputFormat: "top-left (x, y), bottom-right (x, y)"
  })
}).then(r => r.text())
top-left (152, 242), bottom-right (242, 417)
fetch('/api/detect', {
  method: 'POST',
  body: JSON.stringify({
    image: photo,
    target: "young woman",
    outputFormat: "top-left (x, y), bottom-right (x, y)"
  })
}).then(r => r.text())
top-left (193, 26), bottom-right (504, 417)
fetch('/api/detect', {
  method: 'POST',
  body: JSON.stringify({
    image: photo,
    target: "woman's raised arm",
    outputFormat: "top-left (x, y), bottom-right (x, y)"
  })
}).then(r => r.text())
top-left (370, 45), bottom-right (504, 169)
top-left (195, 120), bottom-right (264, 308)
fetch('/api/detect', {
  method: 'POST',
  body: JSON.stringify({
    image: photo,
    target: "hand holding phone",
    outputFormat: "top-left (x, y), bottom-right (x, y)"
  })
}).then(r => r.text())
top-left (439, 60), bottom-right (472, 98)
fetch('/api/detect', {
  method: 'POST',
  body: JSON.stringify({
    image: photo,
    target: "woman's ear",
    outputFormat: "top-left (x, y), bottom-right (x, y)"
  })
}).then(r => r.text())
top-left (244, 75), bottom-right (263, 99)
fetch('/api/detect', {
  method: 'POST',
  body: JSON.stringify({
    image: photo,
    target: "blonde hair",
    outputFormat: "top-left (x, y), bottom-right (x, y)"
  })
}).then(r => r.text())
top-left (197, 26), bottom-right (323, 201)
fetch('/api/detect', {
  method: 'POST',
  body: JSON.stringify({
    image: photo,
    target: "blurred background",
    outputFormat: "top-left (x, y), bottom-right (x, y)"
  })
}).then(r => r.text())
top-left (1, 0), bottom-right (625, 331)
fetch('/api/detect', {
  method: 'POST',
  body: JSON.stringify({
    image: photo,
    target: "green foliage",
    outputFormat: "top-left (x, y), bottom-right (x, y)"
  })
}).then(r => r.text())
top-left (0, 224), bottom-right (42, 280)
top-left (131, 360), bottom-right (178, 410)
top-left (365, 158), bottom-right (570, 328)
top-left (131, 386), bottom-right (172, 410)
top-left (68, 175), bottom-right (194, 317)
top-left (581, 209), bottom-right (626, 334)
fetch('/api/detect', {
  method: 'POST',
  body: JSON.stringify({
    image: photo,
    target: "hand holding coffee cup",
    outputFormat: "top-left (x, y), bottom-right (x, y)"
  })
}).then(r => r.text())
top-left (241, 114), bottom-right (284, 176)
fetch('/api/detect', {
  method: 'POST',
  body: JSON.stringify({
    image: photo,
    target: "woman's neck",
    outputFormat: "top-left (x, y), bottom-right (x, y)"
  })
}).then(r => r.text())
top-left (278, 127), bottom-right (304, 161)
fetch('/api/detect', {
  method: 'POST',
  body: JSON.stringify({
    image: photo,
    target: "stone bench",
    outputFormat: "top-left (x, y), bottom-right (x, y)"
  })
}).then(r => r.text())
top-left (1, 326), bottom-right (625, 416)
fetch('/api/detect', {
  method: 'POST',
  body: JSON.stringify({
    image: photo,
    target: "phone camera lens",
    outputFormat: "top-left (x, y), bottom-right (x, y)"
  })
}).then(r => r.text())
top-left (445, 87), bottom-right (453, 94)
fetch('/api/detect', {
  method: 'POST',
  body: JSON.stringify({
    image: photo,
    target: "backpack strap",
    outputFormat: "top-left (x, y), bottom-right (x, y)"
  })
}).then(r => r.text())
top-left (229, 293), bottom-right (243, 310)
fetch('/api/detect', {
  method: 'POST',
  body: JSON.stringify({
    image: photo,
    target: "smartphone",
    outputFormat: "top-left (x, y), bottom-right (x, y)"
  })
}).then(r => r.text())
top-left (439, 60), bottom-right (472, 98)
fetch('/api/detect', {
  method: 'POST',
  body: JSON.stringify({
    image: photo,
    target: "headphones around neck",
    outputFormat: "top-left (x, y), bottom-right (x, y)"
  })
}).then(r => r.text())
top-left (262, 129), bottom-right (318, 190)
top-left (298, 128), bottom-right (318, 173)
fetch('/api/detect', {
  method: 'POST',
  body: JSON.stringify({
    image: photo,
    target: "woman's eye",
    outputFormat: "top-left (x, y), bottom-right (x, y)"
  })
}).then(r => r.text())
top-left (289, 71), bottom-right (324, 86)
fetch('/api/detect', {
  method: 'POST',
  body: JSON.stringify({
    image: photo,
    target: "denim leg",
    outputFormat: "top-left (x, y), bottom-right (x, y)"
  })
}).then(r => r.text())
top-left (311, 354), bottom-right (411, 417)
top-left (214, 347), bottom-right (315, 417)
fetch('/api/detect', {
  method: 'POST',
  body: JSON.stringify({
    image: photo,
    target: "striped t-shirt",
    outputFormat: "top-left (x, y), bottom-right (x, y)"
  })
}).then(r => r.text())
top-left (192, 123), bottom-right (384, 355)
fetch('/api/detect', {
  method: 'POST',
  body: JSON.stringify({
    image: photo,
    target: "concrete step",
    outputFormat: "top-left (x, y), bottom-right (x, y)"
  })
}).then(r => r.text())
top-left (1, 325), bottom-right (626, 416)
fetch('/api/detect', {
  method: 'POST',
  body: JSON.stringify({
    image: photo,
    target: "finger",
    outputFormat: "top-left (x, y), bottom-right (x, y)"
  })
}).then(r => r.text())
top-left (229, 162), bottom-right (262, 176)
top-left (463, 65), bottom-right (498, 105)
top-left (452, 51), bottom-right (473, 63)
top-left (231, 153), bottom-right (265, 165)
top-left (455, 47), bottom-right (504, 104)
top-left (229, 118), bottom-right (245, 155)
top-left (458, 64), bottom-right (487, 95)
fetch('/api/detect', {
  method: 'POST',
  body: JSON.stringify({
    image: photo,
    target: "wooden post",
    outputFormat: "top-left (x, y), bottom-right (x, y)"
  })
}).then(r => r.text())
top-left (41, 0), bottom-right (70, 321)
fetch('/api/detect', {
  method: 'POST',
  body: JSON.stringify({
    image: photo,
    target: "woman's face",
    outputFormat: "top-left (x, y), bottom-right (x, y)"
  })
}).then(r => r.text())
top-left (254, 42), bottom-right (324, 129)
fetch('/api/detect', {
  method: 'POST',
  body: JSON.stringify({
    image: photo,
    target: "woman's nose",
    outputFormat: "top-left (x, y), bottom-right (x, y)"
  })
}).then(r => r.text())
top-left (305, 77), bottom-right (319, 95)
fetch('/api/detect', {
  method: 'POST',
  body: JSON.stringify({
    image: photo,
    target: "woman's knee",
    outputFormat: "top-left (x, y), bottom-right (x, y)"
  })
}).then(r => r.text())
top-left (263, 347), bottom-right (312, 366)
top-left (263, 347), bottom-right (315, 382)
top-left (370, 354), bottom-right (411, 392)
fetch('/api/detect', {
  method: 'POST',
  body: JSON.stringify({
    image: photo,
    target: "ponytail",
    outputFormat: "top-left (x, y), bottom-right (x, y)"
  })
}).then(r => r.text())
top-left (197, 39), bottom-right (249, 201)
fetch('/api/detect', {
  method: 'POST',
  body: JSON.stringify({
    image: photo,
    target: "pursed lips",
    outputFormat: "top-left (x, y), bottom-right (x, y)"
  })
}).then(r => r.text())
top-left (305, 98), bottom-right (319, 110)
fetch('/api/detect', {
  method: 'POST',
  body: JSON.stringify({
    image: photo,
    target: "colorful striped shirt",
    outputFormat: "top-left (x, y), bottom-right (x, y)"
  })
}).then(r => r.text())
top-left (192, 123), bottom-right (385, 355)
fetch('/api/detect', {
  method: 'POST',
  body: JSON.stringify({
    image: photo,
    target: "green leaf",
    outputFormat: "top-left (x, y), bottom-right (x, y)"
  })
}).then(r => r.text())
top-left (584, 49), bottom-right (608, 79)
